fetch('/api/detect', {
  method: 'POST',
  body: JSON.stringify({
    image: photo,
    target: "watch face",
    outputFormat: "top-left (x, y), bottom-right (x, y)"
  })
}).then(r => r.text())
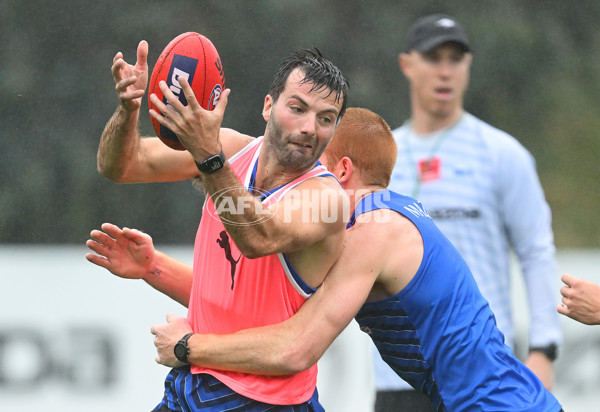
top-left (206, 155), bottom-right (224, 172)
top-left (174, 343), bottom-right (186, 361)
top-left (174, 333), bottom-right (193, 363)
top-left (196, 152), bottom-right (226, 173)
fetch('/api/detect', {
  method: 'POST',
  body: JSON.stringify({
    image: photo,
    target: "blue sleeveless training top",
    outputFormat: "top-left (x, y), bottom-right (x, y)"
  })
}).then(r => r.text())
top-left (352, 190), bottom-right (561, 411)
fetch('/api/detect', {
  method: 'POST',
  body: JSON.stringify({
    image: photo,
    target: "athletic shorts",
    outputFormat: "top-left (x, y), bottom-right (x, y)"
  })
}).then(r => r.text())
top-left (153, 366), bottom-right (324, 412)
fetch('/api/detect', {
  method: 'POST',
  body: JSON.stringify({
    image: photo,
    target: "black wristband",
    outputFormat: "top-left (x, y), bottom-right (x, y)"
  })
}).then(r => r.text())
top-left (529, 343), bottom-right (558, 361)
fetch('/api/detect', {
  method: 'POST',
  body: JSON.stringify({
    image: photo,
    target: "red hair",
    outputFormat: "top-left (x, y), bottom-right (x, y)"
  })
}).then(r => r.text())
top-left (324, 108), bottom-right (397, 187)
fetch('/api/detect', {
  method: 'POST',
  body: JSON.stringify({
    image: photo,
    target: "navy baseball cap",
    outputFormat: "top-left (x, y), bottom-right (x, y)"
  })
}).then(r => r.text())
top-left (404, 14), bottom-right (471, 53)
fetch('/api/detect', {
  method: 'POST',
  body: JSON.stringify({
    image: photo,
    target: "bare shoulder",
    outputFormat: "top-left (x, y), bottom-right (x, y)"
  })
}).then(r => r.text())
top-left (351, 210), bottom-right (419, 245)
top-left (142, 128), bottom-right (253, 160)
top-left (136, 129), bottom-right (254, 183)
top-left (351, 210), bottom-right (423, 295)
top-left (220, 128), bottom-right (255, 158)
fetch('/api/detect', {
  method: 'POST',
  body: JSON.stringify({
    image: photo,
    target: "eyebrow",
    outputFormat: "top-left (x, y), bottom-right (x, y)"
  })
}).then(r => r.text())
top-left (290, 94), bottom-right (340, 118)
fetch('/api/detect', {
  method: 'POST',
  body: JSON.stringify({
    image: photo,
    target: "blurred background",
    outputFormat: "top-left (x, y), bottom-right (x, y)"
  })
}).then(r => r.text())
top-left (1, 0), bottom-right (599, 411)
top-left (2, 0), bottom-right (600, 246)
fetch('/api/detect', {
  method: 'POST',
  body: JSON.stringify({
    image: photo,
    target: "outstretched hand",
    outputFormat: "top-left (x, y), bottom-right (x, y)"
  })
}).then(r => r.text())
top-left (112, 40), bottom-right (149, 112)
top-left (148, 76), bottom-right (231, 161)
top-left (151, 313), bottom-right (193, 367)
top-left (85, 222), bottom-right (155, 280)
top-left (557, 273), bottom-right (600, 325)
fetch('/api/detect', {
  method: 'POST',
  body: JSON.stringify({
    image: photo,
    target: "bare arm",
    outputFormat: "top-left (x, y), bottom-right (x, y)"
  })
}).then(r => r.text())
top-left (98, 39), bottom-right (164, 182)
top-left (196, 159), bottom-right (348, 288)
top-left (85, 223), bottom-right (192, 306)
top-left (205, 170), bottom-right (347, 257)
top-left (557, 273), bottom-right (600, 325)
top-left (151, 214), bottom-right (409, 373)
top-left (99, 40), bottom-right (252, 183)
top-left (99, 106), bottom-right (198, 183)
top-left (149, 78), bottom-right (348, 263)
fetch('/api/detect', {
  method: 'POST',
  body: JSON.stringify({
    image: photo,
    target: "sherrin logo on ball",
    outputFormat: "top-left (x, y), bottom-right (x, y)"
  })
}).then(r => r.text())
top-left (148, 32), bottom-right (225, 151)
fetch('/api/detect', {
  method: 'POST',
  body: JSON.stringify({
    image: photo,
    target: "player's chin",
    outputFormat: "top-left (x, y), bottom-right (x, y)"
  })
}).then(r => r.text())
top-left (285, 150), bottom-right (320, 171)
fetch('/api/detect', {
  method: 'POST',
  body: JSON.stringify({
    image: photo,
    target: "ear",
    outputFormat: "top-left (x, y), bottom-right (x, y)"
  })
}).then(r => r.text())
top-left (332, 156), bottom-right (353, 185)
top-left (262, 95), bottom-right (273, 122)
top-left (398, 53), bottom-right (410, 78)
top-left (464, 52), bottom-right (473, 67)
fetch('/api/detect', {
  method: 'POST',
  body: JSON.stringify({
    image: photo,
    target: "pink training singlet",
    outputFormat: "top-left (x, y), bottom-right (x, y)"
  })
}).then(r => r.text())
top-left (187, 136), bottom-right (334, 405)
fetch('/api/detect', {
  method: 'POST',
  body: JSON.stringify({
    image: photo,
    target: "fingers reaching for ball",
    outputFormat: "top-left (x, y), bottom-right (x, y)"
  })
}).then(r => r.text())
top-left (147, 32), bottom-right (225, 151)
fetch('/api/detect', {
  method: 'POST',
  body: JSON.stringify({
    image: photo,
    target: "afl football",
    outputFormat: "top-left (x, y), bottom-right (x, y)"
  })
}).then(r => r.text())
top-left (148, 32), bottom-right (225, 150)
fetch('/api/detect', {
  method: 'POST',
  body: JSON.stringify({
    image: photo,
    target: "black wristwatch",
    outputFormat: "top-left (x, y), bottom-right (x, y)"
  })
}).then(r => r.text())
top-left (529, 343), bottom-right (558, 362)
top-left (195, 151), bottom-right (226, 174)
top-left (174, 333), bottom-right (194, 363)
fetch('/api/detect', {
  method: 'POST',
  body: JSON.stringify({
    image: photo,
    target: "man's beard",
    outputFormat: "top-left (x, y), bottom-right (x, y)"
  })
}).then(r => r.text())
top-left (265, 114), bottom-right (327, 172)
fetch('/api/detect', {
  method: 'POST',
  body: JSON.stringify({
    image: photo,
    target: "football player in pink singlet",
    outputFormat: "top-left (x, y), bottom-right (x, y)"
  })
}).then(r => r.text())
top-left (86, 42), bottom-right (348, 411)
top-left (90, 108), bottom-right (563, 412)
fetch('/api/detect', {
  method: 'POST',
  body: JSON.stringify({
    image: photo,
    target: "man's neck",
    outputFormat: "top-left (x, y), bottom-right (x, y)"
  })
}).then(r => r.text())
top-left (350, 185), bottom-right (386, 209)
top-left (253, 147), bottom-right (313, 192)
top-left (410, 108), bottom-right (464, 135)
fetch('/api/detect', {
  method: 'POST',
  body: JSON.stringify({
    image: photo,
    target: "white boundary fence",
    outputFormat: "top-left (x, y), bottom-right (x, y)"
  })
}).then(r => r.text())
top-left (1, 246), bottom-right (598, 412)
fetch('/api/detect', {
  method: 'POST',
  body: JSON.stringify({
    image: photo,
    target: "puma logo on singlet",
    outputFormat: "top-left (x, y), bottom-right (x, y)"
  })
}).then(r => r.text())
top-left (216, 230), bottom-right (241, 290)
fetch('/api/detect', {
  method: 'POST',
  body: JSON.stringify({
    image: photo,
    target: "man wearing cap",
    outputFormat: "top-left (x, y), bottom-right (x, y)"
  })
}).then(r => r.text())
top-left (373, 13), bottom-right (562, 411)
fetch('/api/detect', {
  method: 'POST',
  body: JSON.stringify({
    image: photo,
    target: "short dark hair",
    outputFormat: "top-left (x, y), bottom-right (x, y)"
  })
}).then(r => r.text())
top-left (268, 48), bottom-right (349, 120)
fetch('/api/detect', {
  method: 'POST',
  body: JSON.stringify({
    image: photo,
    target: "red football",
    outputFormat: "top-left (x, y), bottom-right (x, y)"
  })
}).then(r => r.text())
top-left (148, 32), bottom-right (225, 150)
